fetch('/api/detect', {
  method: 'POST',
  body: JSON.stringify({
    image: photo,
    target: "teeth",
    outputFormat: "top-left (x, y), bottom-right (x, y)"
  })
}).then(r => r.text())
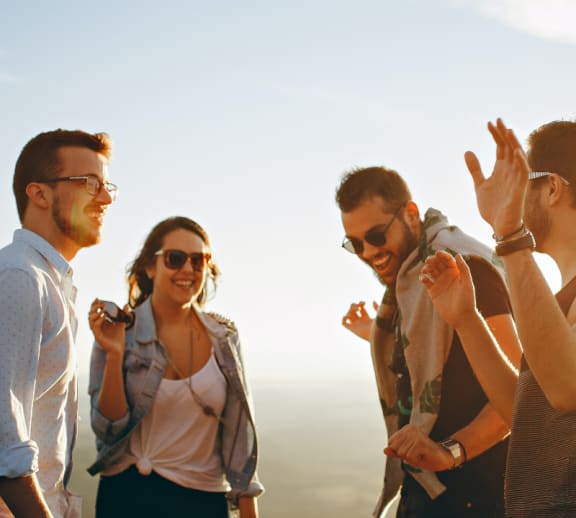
top-left (174, 280), bottom-right (193, 288)
top-left (373, 255), bottom-right (391, 269)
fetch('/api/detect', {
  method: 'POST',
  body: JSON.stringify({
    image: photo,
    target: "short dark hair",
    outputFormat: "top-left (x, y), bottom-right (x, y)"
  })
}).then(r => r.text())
top-left (127, 216), bottom-right (221, 308)
top-left (527, 120), bottom-right (576, 184)
top-left (335, 166), bottom-right (412, 213)
top-left (13, 129), bottom-right (112, 222)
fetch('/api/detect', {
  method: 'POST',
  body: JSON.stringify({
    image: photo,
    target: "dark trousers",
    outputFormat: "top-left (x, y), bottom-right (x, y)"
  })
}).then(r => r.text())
top-left (396, 475), bottom-right (505, 518)
top-left (96, 466), bottom-right (228, 518)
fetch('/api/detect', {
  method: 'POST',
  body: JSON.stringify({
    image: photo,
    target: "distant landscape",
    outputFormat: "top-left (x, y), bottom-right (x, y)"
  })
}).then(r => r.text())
top-left (70, 378), bottom-right (385, 518)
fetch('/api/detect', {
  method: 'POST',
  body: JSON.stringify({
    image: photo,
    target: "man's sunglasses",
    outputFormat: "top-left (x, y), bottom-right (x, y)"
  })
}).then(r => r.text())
top-left (342, 206), bottom-right (402, 255)
top-left (155, 249), bottom-right (211, 271)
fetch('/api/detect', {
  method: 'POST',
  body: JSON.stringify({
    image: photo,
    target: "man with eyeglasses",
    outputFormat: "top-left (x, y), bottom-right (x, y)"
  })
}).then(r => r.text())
top-left (336, 167), bottom-right (521, 517)
top-left (422, 119), bottom-right (576, 516)
top-left (0, 129), bottom-right (115, 517)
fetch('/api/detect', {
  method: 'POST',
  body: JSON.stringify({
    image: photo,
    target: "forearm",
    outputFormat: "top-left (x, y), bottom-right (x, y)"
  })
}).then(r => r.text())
top-left (503, 250), bottom-right (576, 410)
top-left (0, 475), bottom-right (52, 517)
top-left (97, 351), bottom-right (128, 421)
top-left (239, 496), bottom-right (258, 518)
top-left (455, 311), bottom-right (518, 425)
top-left (450, 403), bottom-right (510, 461)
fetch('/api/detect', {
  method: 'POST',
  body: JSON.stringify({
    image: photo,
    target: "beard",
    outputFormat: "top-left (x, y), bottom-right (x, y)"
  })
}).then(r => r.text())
top-left (372, 219), bottom-right (419, 286)
top-left (52, 197), bottom-right (100, 249)
top-left (525, 189), bottom-right (550, 252)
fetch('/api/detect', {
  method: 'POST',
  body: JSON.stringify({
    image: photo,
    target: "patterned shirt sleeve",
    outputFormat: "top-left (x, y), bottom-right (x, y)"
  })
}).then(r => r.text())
top-left (0, 268), bottom-right (43, 477)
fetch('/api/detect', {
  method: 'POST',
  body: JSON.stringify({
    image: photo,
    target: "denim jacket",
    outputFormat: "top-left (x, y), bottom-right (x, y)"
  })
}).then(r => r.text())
top-left (87, 298), bottom-right (263, 505)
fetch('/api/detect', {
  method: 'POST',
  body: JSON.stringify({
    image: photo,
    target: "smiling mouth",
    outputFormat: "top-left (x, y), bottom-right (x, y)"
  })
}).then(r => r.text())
top-left (86, 207), bottom-right (107, 224)
top-left (371, 253), bottom-right (392, 273)
top-left (174, 280), bottom-right (195, 288)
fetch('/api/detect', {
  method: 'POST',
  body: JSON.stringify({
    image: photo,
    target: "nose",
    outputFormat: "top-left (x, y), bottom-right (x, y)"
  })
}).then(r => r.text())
top-left (360, 239), bottom-right (381, 261)
top-left (96, 185), bottom-right (114, 205)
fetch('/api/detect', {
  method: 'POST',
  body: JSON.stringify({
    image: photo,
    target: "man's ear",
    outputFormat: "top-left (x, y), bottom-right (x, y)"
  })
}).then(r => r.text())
top-left (25, 183), bottom-right (51, 210)
top-left (547, 175), bottom-right (568, 207)
top-left (403, 201), bottom-right (421, 230)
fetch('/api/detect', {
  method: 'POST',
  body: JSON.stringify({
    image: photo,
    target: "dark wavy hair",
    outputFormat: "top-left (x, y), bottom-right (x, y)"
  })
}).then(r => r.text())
top-left (127, 216), bottom-right (221, 308)
top-left (336, 166), bottom-right (412, 213)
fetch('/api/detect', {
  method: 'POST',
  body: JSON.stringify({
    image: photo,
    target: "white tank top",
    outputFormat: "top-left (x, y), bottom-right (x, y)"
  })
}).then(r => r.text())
top-left (103, 353), bottom-right (230, 492)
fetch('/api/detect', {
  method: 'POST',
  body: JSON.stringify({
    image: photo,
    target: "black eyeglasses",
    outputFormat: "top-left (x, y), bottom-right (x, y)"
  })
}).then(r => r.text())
top-left (155, 249), bottom-right (211, 271)
top-left (36, 175), bottom-right (118, 201)
top-left (342, 206), bottom-right (402, 255)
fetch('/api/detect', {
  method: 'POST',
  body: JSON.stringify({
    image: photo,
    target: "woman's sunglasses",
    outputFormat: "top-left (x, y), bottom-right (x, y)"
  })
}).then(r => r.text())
top-left (342, 206), bottom-right (402, 255)
top-left (154, 249), bottom-right (211, 271)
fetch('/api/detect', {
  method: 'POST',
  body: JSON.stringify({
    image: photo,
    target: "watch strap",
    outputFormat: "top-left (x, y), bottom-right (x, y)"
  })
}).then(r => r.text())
top-left (495, 231), bottom-right (535, 257)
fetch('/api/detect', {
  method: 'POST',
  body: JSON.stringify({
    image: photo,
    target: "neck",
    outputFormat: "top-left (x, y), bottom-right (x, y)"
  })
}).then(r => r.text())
top-left (23, 220), bottom-right (79, 262)
top-left (150, 294), bottom-right (196, 327)
top-left (542, 224), bottom-right (576, 288)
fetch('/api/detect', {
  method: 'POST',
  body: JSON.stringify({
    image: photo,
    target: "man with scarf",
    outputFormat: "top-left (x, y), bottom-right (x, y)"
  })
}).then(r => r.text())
top-left (336, 166), bottom-right (521, 517)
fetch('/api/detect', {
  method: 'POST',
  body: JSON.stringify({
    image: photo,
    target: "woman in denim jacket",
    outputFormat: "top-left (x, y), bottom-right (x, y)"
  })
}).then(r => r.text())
top-left (87, 216), bottom-right (263, 517)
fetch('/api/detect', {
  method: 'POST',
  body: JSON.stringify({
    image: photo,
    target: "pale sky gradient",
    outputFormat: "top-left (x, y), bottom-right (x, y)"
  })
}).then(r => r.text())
top-left (1, 0), bottom-right (574, 390)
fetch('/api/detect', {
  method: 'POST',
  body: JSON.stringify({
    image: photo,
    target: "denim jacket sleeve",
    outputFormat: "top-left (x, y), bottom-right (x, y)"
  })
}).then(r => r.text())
top-left (212, 317), bottom-right (264, 504)
top-left (88, 341), bottom-right (130, 444)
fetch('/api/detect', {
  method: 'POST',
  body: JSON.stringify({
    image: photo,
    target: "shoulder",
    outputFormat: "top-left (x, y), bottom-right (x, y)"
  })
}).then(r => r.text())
top-left (0, 264), bottom-right (42, 297)
top-left (206, 311), bottom-right (238, 334)
top-left (465, 256), bottom-right (511, 317)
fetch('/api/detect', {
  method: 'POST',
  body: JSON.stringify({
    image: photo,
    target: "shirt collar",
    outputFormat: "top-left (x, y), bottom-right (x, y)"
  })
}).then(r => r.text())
top-left (14, 228), bottom-right (76, 300)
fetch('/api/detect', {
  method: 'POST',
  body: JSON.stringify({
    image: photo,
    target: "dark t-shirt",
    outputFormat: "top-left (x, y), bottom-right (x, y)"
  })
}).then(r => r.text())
top-left (394, 257), bottom-right (511, 515)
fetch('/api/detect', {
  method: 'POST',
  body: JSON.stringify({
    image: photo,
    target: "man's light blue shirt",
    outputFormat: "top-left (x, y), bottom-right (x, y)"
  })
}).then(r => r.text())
top-left (0, 229), bottom-right (78, 516)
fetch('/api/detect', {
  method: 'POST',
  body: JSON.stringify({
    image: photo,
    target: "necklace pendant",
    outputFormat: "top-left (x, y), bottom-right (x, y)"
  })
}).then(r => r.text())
top-left (203, 405), bottom-right (217, 418)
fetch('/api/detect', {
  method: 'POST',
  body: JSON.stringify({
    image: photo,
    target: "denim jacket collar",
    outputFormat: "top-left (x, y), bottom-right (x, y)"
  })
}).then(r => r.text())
top-left (133, 298), bottom-right (230, 346)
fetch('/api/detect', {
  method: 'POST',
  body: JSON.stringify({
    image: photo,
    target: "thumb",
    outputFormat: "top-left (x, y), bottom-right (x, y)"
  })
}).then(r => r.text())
top-left (455, 254), bottom-right (474, 288)
top-left (464, 151), bottom-right (484, 188)
top-left (372, 300), bottom-right (379, 311)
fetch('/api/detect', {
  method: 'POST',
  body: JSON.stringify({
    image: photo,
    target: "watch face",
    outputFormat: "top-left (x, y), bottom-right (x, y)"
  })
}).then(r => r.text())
top-left (440, 439), bottom-right (463, 468)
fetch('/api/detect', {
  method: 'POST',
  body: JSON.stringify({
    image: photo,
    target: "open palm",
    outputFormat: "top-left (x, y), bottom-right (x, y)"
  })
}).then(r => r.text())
top-left (465, 118), bottom-right (530, 236)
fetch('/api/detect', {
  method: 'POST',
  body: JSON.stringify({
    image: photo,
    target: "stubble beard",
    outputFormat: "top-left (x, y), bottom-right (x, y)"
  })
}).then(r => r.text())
top-left (525, 191), bottom-right (550, 252)
top-left (52, 197), bottom-right (100, 249)
top-left (373, 220), bottom-right (419, 287)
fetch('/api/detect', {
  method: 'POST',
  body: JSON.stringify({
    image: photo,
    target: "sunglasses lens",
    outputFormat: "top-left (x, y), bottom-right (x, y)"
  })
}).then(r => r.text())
top-left (343, 239), bottom-right (363, 254)
top-left (164, 250), bottom-right (188, 269)
top-left (190, 253), bottom-right (206, 271)
top-left (365, 230), bottom-right (387, 247)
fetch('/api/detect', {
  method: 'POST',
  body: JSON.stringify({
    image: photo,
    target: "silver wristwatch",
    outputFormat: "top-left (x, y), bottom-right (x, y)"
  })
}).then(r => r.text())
top-left (439, 439), bottom-right (466, 469)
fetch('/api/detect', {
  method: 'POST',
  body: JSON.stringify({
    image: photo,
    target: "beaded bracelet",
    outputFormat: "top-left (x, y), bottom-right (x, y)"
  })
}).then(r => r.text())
top-left (492, 222), bottom-right (526, 242)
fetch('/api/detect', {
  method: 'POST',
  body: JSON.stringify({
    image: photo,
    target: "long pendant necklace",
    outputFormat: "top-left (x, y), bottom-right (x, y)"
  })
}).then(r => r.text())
top-left (164, 315), bottom-right (221, 422)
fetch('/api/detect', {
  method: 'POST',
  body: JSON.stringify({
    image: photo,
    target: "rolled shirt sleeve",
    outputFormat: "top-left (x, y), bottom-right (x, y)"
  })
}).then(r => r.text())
top-left (0, 268), bottom-right (43, 478)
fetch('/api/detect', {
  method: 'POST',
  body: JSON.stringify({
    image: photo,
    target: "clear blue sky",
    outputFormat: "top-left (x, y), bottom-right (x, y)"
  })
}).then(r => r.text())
top-left (1, 0), bottom-right (574, 386)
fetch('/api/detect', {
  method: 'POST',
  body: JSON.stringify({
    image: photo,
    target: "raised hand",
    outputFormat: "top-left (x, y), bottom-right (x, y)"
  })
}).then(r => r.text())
top-left (465, 118), bottom-right (531, 236)
top-left (420, 252), bottom-right (477, 328)
top-left (342, 300), bottom-right (378, 341)
top-left (88, 298), bottom-right (127, 358)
